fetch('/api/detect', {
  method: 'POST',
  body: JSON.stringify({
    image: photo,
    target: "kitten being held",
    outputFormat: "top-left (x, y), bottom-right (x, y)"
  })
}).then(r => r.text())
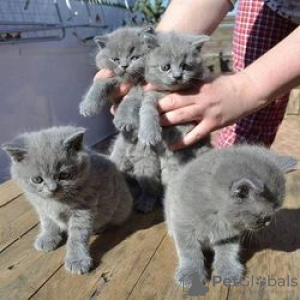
top-left (79, 26), bottom-right (153, 117)
top-left (2, 126), bottom-right (132, 274)
top-left (165, 145), bottom-right (297, 286)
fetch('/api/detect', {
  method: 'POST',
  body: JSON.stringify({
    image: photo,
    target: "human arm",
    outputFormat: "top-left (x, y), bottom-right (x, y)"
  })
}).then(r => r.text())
top-left (158, 25), bottom-right (300, 149)
top-left (156, 0), bottom-right (233, 35)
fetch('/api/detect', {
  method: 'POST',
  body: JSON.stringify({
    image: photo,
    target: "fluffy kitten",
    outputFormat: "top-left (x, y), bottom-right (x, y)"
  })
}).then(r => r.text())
top-left (79, 26), bottom-right (153, 117)
top-left (2, 126), bottom-right (133, 274)
top-left (140, 32), bottom-right (211, 184)
top-left (165, 145), bottom-right (297, 286)
top-left (111, 32), bottom-right (212, 213)
top-left (110, 85), bottom-right (163, 214)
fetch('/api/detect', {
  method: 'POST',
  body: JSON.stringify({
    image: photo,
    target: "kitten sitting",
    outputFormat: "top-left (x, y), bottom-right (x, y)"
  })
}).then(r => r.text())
top-left (2, 126), bottom-right (133, 274)
top-left (79, 26), bottom-right (153, 117)
top-left (164, 145), bottom-right (297, 286)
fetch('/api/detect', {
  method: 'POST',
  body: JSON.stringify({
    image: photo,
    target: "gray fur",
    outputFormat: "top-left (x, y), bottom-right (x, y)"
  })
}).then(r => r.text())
top-left (79, 26), bottom-right (154, 117)
top-left (140, 32), bottom-right (211, 185)
top-left (111, 32), bottom-right (211, 213)
top-left (2, 126), bottom-right (133, 274)
top-left (165, 145), bottom-right (296, 286)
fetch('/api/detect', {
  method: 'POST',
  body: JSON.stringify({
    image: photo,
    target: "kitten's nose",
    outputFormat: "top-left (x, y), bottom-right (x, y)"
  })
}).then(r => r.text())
top-left (120, 60), bottom-right (128, 69)
top-left (47, 182), bottom-right (59, 193)
top-left (172, 71), bottom-right (182, 80)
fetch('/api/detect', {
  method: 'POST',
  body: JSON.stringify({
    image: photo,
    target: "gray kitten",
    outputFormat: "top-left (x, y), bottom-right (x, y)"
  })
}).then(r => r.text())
top-left (2, 126), bottom-right (133, 274)
top-left (111, 32), bottom-right (212, 213)
top-left (140, 32), bottom-right (211, 185)
top-left (165, 145), bottom-right (297, 286)
top-left (79, 26), bottom-right (153, 117)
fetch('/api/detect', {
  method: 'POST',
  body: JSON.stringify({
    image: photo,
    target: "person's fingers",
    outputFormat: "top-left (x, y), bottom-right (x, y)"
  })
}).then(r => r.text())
top-left (157, 93), bottom-right (196, 113)
top-left (94, 69), bottom-right (114, 81)
top-left (110, 83), bottom-right (132, 99)
top-left (160, 105), bottom-right (202, 126)
top-left (110, 104), bottom-right (118, 115)
top-left (143, 83), bottom-right (159, 91)
top-left (170, 120), bottom-right (213, 150)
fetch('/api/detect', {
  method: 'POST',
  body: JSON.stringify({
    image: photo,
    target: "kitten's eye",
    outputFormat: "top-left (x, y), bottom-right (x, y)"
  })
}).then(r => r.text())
top-left (161, 64), bottom-right (170, 71)
top-left (112, 58), bottom-right (120, 62)
top-left (59, 172), bottom-right (72, 180)
top-left (183, 64), bottom-right (193, 71)
top-left (131, 55), bottom-right (140, 60)
top-left (31, 176), bottom-right (43, 184)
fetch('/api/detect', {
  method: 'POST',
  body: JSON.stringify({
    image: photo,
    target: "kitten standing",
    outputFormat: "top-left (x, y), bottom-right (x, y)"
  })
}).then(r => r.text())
top-left (165, 145), bottom-right (297, 286)
top-left (2, 126), bottom-right (132, 274)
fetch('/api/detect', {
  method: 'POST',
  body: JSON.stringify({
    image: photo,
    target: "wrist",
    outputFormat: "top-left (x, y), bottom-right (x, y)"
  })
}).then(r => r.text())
top-left (231, 71), bottom-right (269, 114)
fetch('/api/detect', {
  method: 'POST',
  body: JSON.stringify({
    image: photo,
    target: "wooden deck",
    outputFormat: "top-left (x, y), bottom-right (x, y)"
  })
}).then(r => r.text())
top-left (0, 169), bottom-right (300, 300)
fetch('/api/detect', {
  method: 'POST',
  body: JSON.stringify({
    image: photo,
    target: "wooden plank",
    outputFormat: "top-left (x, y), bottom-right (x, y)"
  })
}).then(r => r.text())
top-left (31, 210), bottom-right (166, 300)
top-left (0, 227), bottom-right (65, 300)
top-left (0, 180), bottom-right (22, 207)
top-left (0, 195), bottom-right (39, 252)
top-left (127, 234), bottom-right (229, 300)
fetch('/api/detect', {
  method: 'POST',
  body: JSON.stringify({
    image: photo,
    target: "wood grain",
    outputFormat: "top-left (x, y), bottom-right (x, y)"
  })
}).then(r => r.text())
top-left (31, 210), bottom-right (165, 300)
top-left (0, 180), bottom-right (22, 207)
top-left (0, 227), bottom-right (65, 300)
top-left (0, 195), bottom-right (39, 252)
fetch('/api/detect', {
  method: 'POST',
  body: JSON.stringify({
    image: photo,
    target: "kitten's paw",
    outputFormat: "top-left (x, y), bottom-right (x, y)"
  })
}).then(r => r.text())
top-left (175, 267), bottom-right (207, 287)
top-left (113, 116), bottom-right (137, 133)
top-left (215, 264), bottom-right (244, 282)
top-left (65, 254), bottom-right (93, 275)
top-left (34, 233), bottom-right (63, 252)
top-left (138, 126), bottom-right (162, 146)
top-left (79, 100), bottom-right (100, 117)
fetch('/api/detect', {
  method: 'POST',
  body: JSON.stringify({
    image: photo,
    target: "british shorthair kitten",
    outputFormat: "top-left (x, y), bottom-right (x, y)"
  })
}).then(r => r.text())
top-left (165, 145), bottom-right (297, 286)
top-left (79, 26), bottom-right (154, 117)
top-left (2, 126), bottom-right (133, 274)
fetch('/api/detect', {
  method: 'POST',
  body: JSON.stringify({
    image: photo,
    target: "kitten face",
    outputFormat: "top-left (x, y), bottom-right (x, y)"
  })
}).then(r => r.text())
top-left (95, 27), bottom-right (154, 82)
top-left (223, 165), bottom-right (285, 231)
top-left (3, 127), bottom-right (90, 200)
top-left (145, 33), bottom-right (209, 91)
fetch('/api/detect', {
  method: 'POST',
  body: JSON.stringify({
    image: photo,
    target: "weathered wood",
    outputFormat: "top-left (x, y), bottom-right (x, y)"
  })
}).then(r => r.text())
top-left (0, 195), bottom-right (39, 252)
top-left (0, 180), bottom-right (22, 207)
top-left (0, 227), bottom-right (64, 300)
top-left (31, 210), bottom-right (165, 300)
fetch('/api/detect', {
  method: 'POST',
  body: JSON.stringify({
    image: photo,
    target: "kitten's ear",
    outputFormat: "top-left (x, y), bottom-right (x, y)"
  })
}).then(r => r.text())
top-left (2, 139), bottom-right (27, 162)
top-left (93, 35), bottom-right (109, 49)
top-left (140, 26), bottom-right (158, 49)
top-left (191, 35), bottom-right (210, 52)
top-left (63, 129), bottom-right (86, 152)
top-left (139, 25), bottom-right (155, 36)
top-left (271, 154), bottom-right (298, 174)
top-left (230, 177), bottom-right (264, 199)
top-left (143, 33), bottom-right (158, 49)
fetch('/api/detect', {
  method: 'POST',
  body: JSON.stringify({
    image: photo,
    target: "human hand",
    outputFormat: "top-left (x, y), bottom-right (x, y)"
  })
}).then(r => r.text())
top-left (94, 69), bottom-right (133, 115)
top-left (156, 73), bottom-right (265, 150)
